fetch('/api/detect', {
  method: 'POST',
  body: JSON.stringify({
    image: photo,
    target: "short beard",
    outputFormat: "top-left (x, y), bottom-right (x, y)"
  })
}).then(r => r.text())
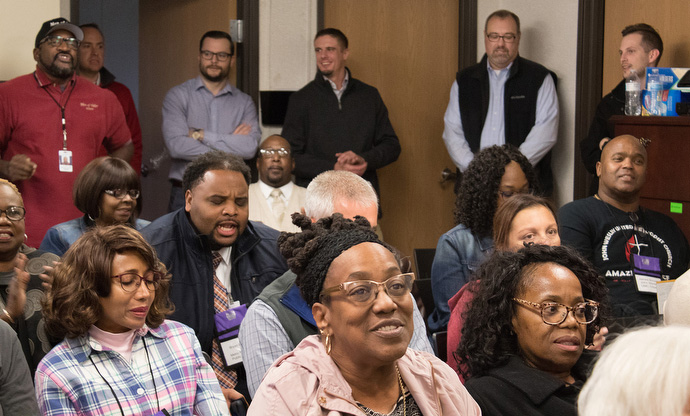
top-left (47, 62), bottom-right (75, 80)
top-left (200, 64), bottom-right (228, 83)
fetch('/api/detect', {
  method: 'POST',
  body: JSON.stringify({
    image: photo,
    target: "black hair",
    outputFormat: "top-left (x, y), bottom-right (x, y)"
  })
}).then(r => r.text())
top-left (199, 30), bottom-right (234, 56)
top-left (182, 150), bottom-right (250, 192)
top-left (454, 145), bottom-right (539, 238)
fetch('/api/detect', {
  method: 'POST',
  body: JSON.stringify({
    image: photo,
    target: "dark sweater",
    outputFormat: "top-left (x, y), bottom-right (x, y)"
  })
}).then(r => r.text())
top-left (281, 68), bottom-right (400, 194)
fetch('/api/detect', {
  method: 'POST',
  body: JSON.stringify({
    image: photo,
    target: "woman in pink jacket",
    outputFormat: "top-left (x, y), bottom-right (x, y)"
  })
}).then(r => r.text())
top-left (249, 214), bottom-right (480, 415)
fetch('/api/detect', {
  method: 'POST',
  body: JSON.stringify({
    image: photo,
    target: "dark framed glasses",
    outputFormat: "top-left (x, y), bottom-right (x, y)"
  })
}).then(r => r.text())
top-left (40, 35), bottom-right (80, 50)
top-left (512, 298), bottom-right (599, 325)
top-left (200, 50), bottom-right (232, 62)
top-left (320, 273), bottom-right (415, 304)
top-left (0, 206), bottom-right (26, 222)
top-left (111, 271), bottom-right (163, 293)
top-left (104, 189), bottom-right (140, 200)
top-left (486, 33), bottom-right (517, 43)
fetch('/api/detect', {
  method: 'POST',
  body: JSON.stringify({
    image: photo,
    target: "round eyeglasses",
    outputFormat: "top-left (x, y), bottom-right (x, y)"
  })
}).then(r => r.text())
top-left (0, 206), bottom-right (26, 222)
top-left (320, 273), bottom-right (415, 304)
top-left (40, 35), bottom-right (80, 50)
top-left (104, 189), bottom-right (140, 200)
top-left (512, 298), bottom-right (599, 325)
top-left (111, 271), bottom-right (163, 293)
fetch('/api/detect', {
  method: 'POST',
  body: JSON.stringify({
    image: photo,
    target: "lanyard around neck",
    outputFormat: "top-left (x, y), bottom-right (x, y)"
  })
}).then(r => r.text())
top-left (33, 71), bottom-right (76, 150)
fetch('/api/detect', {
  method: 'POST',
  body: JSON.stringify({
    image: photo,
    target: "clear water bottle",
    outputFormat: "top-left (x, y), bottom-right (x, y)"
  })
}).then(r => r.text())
top-left (646, 68), bottom-right (663, 116)
top-left (625, 69), bottom-right (641, 116)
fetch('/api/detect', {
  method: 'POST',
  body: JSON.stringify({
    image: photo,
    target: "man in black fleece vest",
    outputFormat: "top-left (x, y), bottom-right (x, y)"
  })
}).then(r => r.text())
top-left (442, 10), bottom-right (558, 195)
top-left (281, 28), bottom-right (400, 206)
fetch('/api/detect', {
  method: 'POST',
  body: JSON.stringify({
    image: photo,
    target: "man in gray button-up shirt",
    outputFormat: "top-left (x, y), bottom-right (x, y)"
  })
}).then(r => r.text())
top-left (162, 30), bottom-right (261, 211)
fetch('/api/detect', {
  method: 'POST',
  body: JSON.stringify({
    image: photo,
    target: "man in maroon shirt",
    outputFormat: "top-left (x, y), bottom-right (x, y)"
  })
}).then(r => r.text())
top-left (0, 18), bottom-right (133, 245)
top-left (78, 23), bottom-right (143, 175)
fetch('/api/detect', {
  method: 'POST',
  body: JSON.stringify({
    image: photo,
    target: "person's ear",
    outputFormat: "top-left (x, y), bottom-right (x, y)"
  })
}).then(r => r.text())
top-left (596, 161), bottom-right (602, 178)
top-left (648, 49), bottom-right (660, 66)
top-left (313, 302), bottom-right (330, 329)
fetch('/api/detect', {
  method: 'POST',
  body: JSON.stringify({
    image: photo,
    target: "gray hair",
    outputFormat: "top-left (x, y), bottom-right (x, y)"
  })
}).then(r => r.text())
top-left (578, 325), bottom-right (690, 416)
top-left (304, 171), bottom-right (378, 219)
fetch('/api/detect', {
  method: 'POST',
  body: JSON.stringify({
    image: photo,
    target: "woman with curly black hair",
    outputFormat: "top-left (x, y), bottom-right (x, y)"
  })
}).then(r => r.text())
top-left (249, 213), bottom-right (480, 415)
top-left (427, 144), bottom-right (538, 332)
top-left (457, 244), bottom-right (609, 416)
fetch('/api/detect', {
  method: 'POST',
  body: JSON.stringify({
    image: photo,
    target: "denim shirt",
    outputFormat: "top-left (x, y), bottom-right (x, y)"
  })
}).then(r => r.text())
top-left (40, 216), bottom-right (150, 256)
top-left (427, 223), bottom-right (493, 332)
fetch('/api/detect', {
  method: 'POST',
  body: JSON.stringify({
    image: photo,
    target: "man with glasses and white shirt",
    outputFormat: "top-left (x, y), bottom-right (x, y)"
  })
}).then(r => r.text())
top-left (0, 18), bottom-right (133, 246)
top-left (248, 135), bottom-right (306, 232)
top-left (162, 30), bottom-right (260, 212)
top-left (442, 9), bottom-right (559, 194)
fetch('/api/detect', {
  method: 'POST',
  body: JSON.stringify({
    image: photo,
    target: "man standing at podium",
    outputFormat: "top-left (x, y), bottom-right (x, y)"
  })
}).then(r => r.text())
top-left (559, 134), bottom-right (688, 318)
top-left (580, 23), bottom-right (663, 176)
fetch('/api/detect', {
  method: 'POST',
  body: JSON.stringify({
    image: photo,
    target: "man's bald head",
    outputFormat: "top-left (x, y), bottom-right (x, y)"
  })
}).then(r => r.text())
top-left (597, 135), bottom-right (648, 203)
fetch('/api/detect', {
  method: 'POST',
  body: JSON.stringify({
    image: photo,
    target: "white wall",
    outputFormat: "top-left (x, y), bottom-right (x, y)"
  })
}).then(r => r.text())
top-left (258, 0), bottom-right (318, 140)
top-left (0, 0), bottom-right (69, 80)
top-left (478, 0), bottom-right (579, 206)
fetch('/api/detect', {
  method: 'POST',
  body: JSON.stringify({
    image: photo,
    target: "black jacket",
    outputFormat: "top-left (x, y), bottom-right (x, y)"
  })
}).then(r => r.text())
top-left (580, 79), bottom-right (625, 175)
top-left (141, 209), bottom-right (288, 354)
top-left (281, 68), bottom-right (401, 195)
top-left (465, 354), bottom-right (594, 416)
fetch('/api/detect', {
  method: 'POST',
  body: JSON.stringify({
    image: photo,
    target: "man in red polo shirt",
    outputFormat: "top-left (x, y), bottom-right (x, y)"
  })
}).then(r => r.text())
top-left (0, 18), bottom-right (133, 246)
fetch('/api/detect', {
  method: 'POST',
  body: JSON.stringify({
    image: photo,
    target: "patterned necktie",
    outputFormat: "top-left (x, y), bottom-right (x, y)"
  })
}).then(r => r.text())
top-left (270, 188), bottom-right (286, 222)
top-left (210, 251), bottom-right (237, 389)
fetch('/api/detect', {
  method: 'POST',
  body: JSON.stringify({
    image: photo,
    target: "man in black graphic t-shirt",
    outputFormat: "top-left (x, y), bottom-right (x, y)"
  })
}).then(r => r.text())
top-left (559, 134), bottom-right (689, 317)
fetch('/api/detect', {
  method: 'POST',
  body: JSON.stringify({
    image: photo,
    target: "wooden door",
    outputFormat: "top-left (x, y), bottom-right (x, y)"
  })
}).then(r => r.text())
top-left (324, 0), bottom-right (459, 258)
top-left (139, 0), bottom-right (237, 220)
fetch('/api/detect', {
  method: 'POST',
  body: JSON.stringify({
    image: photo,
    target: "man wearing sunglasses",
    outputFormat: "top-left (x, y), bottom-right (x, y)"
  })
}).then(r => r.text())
top-left (162, 30), bottom-right (260, 213)
top-left (442, 9), bottom-right (559, 195)
top-left (0, 18), bottom-right (133, 247)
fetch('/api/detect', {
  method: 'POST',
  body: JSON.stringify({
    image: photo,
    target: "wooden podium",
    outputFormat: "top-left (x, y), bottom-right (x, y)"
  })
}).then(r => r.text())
top-left (610, 115), bottom-right (690, 242)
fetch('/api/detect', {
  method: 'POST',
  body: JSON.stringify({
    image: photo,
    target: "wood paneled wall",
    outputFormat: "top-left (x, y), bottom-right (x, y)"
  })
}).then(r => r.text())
top-left (324, 0), bottom-right (459, 257)
top-left (603, 0), bottom-right (690, 95)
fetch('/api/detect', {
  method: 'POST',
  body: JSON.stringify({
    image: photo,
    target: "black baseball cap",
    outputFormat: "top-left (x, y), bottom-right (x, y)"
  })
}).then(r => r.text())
top-left (35, 18), bottom-right (84, 48)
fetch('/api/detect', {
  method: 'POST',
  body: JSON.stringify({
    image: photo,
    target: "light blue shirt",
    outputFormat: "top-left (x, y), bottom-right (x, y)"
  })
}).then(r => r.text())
top-left (162, 76), bottom-right (261, 181)
top-left (442, 61), bottom-right (559, 171)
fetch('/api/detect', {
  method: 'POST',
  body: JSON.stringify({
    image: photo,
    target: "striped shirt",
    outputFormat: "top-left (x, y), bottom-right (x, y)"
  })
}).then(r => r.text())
top-left (35, 320), bottom-right (229, 416)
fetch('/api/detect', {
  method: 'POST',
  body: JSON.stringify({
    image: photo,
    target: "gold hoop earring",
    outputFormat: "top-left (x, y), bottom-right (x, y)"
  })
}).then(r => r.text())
top-left (320, 329), bottom-right (332, 355)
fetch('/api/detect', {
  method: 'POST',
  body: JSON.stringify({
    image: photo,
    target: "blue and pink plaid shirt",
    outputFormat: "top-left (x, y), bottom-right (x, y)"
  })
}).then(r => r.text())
top-left (35, 320), bottom-right (229, 416)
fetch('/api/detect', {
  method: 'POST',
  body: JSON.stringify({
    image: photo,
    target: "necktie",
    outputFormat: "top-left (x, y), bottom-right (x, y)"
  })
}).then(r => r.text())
top-left (210, 251), bottom-right (238, 389)
top-left (270, 188), bottom-right (286, 222)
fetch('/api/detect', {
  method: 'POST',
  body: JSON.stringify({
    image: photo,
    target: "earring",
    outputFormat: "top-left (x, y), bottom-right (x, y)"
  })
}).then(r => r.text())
top-left (320, 329), bottom-right (332, 355)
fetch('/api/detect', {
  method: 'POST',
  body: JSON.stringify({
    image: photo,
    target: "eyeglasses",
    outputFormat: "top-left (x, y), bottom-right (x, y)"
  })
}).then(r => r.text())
top-left (0, 206), bottom-right (26, 222)
top-left (104, 189), bottom-right (140, 200)
top-left (486, 33), bottom-right (517, 43)
top-left (320, 273), bottom-right (415, 304)
top-left (259, 148), bottom-right (291, 159)
top-left (200, 50), bottom-right (232, 62)
top-left (512, 298), bottom-right (599, 325)
top-left (40, 35), bottom-right (80, 50)
top-left (112, 271), bottom-right (163, 293)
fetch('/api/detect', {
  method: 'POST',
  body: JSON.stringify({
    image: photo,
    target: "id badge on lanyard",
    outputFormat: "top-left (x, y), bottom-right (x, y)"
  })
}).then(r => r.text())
top-left (632, 254), bottom-right (662, 293)
top-left (214, 301), bottom-right (247, 367)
